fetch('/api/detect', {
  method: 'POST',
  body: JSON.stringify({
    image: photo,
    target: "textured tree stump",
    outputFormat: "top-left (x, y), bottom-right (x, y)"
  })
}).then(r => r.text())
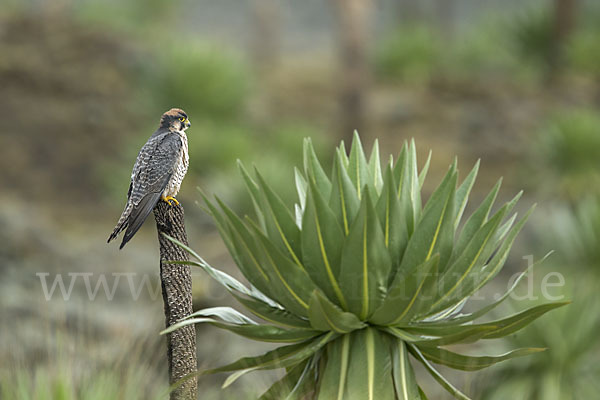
top-left (154, 201), bottom-right (198, 400)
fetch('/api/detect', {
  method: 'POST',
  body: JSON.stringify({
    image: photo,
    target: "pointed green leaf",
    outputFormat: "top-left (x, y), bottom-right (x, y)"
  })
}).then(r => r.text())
top-left (381, 327), bottom-right (427, 343)
top-left (417, 346), bottom-right (546, 371)
top-left (368, 139), bottom-right (384, 194)
top-left (370, 255), bottom-right (439, 325)
top-left (222, 369), bottom-right (253, 388)
top-left (426, 252), bottom-right (552, 326)
top-left (248, 220), bottom-right (319, 316)
top-left (285, 357), bottom-right (319, 400)
top-left (259, 359), bottom-right (312, 400)
top-left (411, 325), bottom-right (497, 346)
top-left (255, 169), bottom-right (305, 270)
top-left (489, 190), bottom-right (522, 243)
top-left (406, 253), bottom-right (443, 320)
top-left (231, 293), bottom-right (312, 329)
top-left (348, 131), bottom-right (371, 201)
top-left (163, 317), bottom-right (320, 343)
top-left (304, 138), bottom-right (332, 200)
top-left (473, 207), bottom-right (532, 284)
top-left (330, 148), bottom-right (361, 235)
top-left (200, 190), bottom-right (241, 269)
top-left (393, 142), bottom-right (408, 188)
top-left (338, 141), bottom-right (350, 167)
top-left (407, 140), bottom-right (424, 229)
top-left (343, 328), bottom-right (395, 400)
top-left (493, 212), bottom-right (517, 245)
top-left (379, 326), bottom-right (426, 343)
top-left (443, 206), bottom-right (536, 310)
top-left (295, 167), bottom-right (308, 211)
top-left (294, 203), bottom-right (303, 228)
top-left (206, 332), bottom-right (337, 374)
top-left (385, 324), bottom-right (496, 347)
top-left (395, 141), bottom-right (422, 234)
top-left (339, 187), bottom-right (392, 319)
top-left (408, 344), bottom-right (471, 400)
top-left (376, 165), bottom-right (408, 272)
top-left (453, 179), bottom-right (502, 258)
top-left (392, 340), bottom-right (420, 400)
top-left (429, 201), bottom-right (512, 314)
top-left (317, 335), bottom-right (350, 400)
top-left (394, 143), bottom-right (414, 234)
top-left (185, 306), bottom-right (256, 324)
top-left (301, 180), bottom-right (347, 307)
top-left (308, 291), bottom-right (366, 333)
top-left (237, 161), bottom-right (266, 229)
top-left (481, 301), bottom-right (570, 339)
top-left (397, 167), bottom-right (457, 279)
top-left (454, 160), bottom-right (480, 228)
top-left (405, 302), bottom-right (569, 339)
top-left (222, 221), bottom-right (274, 299)
top-left (163, 235), bottom-right (273, 304)
top-left (213, 197), bottom-right (274, 297)
top-left (418, 150), bottom-right (432, 189)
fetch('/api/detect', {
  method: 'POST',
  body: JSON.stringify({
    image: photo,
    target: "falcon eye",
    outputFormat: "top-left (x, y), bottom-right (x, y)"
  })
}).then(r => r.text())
top-left (178, 117), bottom-right (185, 122)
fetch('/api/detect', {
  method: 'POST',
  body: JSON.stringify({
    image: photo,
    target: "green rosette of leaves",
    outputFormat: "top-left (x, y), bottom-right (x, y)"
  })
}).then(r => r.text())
top-left (164, 133), bottom-right (567, 400)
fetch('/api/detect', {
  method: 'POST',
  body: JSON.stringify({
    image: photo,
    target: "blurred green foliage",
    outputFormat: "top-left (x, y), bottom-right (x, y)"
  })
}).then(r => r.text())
top-left (154, 45), bottom-right (250, 120)
top-left (562, 197), bottom-right (600, 269)
top-left (0, 330), bottom-right (167, 400)
top-left (546, 196), bottom-right (600, 272)
top-left (479, 278), bottom-right (600, 400)
top-left (507, 2), bottom-right (600, 77)
top-left (375, 3), bottom-right (600, 85)
top-left (74, 0), bottom-right (179, 33)
top-left (482, 166), bottom-right (600, 399)
top-left (509, 8), bottom-right (554, 68)
top-left (567, 6), bottom-right (600, 78)
top-left (538, 109), bottom-right (600, 199)
top-left (568, 29), bottom-right (600, 77)
top-left (446, 31), bottom-right (516, 79)
top-left (1, 367), bottom-right (166, 400)
top-left (193, 120), bottom-right (330, 211)
top-left (375, 26), bottom-right (440, 83)
top-left (373, 20), bottom-right (534, 84)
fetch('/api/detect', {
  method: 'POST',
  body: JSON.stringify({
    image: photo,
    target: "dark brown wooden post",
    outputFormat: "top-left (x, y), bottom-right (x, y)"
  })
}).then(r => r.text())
top-left (154, 201), bottom-right (198, 399)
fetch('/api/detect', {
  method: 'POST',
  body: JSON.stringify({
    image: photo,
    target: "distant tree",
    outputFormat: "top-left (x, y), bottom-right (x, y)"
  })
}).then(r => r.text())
top-left (397, 0), bottom-right (423, 24)
top-left (549, 0), bottom-right (578, 79)
top-left (250, 0), bottom-right (281, 72)
top-left (435, 0), bottom-right (456, 39)
top-left (330, 0), bottom-right (374, 143)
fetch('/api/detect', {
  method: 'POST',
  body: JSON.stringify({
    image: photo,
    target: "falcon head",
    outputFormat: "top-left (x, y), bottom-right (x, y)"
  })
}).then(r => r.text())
top-left (160, 108), bottom-right (191, 132)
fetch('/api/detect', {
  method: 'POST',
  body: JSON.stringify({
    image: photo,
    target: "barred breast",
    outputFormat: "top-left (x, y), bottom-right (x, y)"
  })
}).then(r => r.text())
top-left (163, 131), bottom-right (189, 198)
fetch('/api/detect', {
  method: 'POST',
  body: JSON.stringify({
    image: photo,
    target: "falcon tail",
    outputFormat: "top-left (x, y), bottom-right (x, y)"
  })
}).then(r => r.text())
top-left (117, 192), bottom-right (162, 249)
top-left (107, 202), bottom-right (132, 244)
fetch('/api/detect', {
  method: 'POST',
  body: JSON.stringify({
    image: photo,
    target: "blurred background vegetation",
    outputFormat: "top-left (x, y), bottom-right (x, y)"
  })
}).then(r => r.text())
top-left (1, 0), bottom-right (599, 398)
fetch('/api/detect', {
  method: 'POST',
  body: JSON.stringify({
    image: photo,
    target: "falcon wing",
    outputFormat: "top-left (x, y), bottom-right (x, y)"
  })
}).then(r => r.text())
top-left (119, 133), bottom-right (182, 249)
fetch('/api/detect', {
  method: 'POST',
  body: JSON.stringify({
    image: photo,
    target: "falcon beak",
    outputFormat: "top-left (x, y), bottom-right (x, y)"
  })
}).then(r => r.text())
top-left (185, 119), bottom-right (191, 128)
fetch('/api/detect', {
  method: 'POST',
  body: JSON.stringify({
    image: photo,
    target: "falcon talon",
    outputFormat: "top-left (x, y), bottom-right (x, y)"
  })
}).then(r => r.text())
top-left (107, 108), bottom-right (191, 249)
top-left (163, 196), bottom-right (180, 206)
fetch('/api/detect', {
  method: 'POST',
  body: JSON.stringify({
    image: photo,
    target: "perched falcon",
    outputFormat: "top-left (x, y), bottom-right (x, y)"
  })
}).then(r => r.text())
top-left (108, 108), bottom-right (191, 249)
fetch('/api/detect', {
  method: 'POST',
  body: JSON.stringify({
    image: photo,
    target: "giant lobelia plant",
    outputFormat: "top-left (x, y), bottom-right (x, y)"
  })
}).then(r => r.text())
top-left (165, 134), bottom-right (567, 399)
